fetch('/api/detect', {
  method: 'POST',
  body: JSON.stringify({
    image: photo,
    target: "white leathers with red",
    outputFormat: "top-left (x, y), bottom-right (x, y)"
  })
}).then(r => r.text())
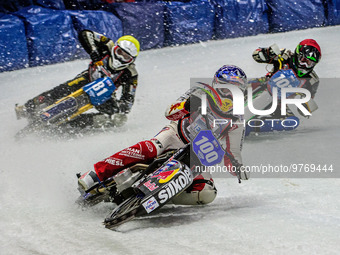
top-left (92, 86), bottom-right (245, 205)
top-left (166, 87), bottom-right (245, 176)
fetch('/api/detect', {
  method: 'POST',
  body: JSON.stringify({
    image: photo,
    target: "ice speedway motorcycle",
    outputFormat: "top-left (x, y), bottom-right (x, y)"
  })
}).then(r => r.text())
top-left (74, 65), bottom-right (317, 229)
top-left (244, 58), bottom-right (319, 136)
top-left (196, 60), bottom-right (318, 136)
top-left (15, 57), bottom-right (123, 137)
top-left (77, 144), bottom-right (195, 230)
top-left (76, 126), bottom-right (229, 230)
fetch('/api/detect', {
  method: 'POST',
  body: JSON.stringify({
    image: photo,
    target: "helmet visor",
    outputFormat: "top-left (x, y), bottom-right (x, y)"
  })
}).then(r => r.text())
top-left (114, 46), bottom-right (133, 63)
top-left (298, 54), bottom-right (316, 69)
top-left (297, 44), bottom-right (320, 69)
top-left (213, 77), bottom-right (246, 98)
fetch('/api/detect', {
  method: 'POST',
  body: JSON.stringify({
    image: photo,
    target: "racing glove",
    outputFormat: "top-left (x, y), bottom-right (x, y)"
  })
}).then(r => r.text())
top-left (253, 44), bottom-right (281, 63)
top-left (95, 98), bottom-right (119, 116)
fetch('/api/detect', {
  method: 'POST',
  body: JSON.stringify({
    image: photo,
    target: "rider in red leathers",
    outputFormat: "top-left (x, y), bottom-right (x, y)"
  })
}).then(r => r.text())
top-left (78, 65), bottom-right (249, 205)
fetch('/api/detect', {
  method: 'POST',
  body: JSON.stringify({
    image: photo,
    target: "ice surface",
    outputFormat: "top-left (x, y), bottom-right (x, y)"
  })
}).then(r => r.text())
top-left (0, 26), bottom-right (340, 255)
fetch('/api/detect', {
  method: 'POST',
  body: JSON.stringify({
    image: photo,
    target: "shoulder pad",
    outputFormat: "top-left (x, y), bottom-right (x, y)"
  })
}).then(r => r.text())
top-left (126, 63), bottom-right (138, 77)
top-left (308, 71), bottom-right (319, 85)
top-left (106, 40), bottom-right (115, 51)
top-left (165, 100), bottom-right (189, 121)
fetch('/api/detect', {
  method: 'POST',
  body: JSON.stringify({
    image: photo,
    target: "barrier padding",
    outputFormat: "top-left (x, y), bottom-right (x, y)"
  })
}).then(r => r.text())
top-left (266, 0), bottom-right (326, 32)
top-left (325, 0), bottom-right (340, 25)
top-left (0, 0), bottom-right (335, 73)
top-left (213, 0), bottom-right (269, 39)
top-left (164, 0), bottom-right (215, 46)
top-left (112, 2), bottom-right (164, 50)
top-left (0, 13), bottom-right (29, 72)
top-left (14, 6), bottom-right (79, 67)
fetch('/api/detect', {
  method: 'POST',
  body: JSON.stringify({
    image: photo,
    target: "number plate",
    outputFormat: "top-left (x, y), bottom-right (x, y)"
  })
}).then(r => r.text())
top-left (268, 69), bottom-right (303, 99)
top-left (83, 77), bottom-right (116, 106)
top-left (192, 130), bottom-right (225, 166)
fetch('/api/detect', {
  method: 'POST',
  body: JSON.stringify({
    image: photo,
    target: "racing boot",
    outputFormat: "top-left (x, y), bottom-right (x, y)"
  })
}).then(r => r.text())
top-left (78, 170), bottom-right (100, 194)
top-left (15, 104), bottom-right (28, 119)
top-left (25, 95), bottom-right (49, 114)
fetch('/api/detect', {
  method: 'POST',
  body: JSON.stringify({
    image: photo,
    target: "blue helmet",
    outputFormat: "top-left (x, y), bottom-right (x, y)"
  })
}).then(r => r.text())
top-left (213, 65), bottom-right (247, 97)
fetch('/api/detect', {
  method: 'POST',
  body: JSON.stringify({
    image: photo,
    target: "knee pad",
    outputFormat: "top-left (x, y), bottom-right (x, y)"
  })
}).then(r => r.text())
top-left (171, 179), bottom-right (217, 205)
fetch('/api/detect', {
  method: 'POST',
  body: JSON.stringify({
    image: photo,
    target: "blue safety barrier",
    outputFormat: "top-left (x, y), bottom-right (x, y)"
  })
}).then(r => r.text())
top-left (0, 13), bottom-right (29, 72)
top-left (0, 0), bottom-right (335, 73)
top-left (112, 2), bottom-right (164, 50)
top-left (266, 0), bottom-right (326, 32)
top-left (325, 0), bottom-right (340, 25)
top-left (164, 0), bottom-right (215, 46)
top-left (213, 0), bottom-right (269, 39)
top-left (14, 6), bottom-right (79, 67)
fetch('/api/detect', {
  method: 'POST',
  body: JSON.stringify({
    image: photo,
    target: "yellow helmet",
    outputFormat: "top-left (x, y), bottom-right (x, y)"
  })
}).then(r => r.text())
top-left (111, 35), bottom-right (140, 70)
top-left (116, 35), bottom-right (140, 57)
